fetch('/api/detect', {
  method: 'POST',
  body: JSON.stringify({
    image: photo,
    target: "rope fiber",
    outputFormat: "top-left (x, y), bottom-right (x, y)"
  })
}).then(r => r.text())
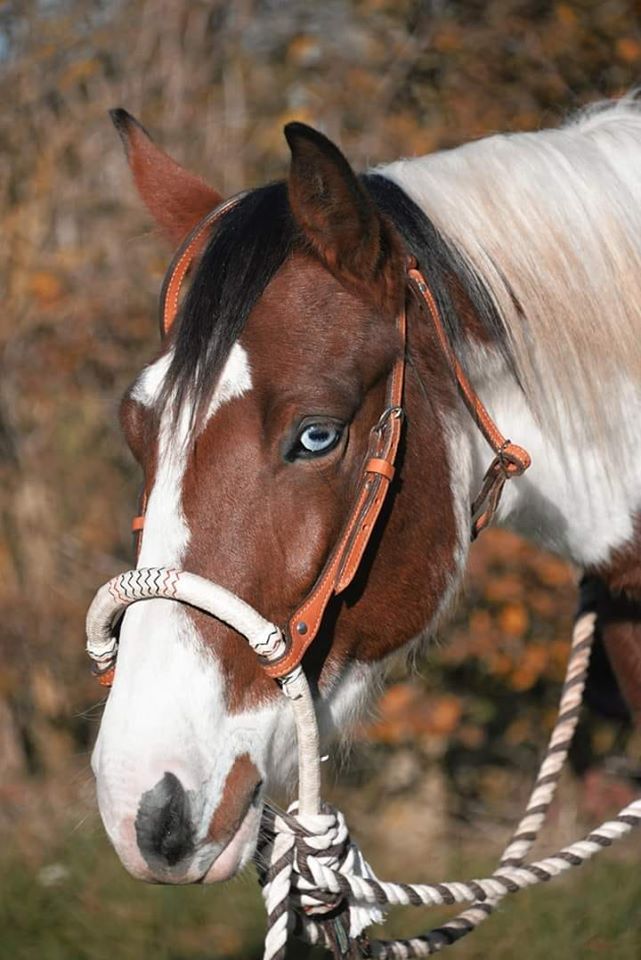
top-left (84, 566), bottom-right (641, 958)
top-left (255, 610), bottom-right (641, 959)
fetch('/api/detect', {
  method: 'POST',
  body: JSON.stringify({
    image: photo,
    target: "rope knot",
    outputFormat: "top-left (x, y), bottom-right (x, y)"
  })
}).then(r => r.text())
top-left (256, 801), bottom-right (386, 959)
top-left (269, 802), bottom-right (352, 911)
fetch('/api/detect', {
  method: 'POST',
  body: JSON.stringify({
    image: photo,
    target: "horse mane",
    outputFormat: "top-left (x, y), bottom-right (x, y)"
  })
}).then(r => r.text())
top-left (380, 95), bottom-right (641, 439)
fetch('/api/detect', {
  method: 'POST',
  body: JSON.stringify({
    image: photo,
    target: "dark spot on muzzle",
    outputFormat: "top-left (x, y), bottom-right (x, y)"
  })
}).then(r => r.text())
top-left (135, 772), bottom-right (195, 868)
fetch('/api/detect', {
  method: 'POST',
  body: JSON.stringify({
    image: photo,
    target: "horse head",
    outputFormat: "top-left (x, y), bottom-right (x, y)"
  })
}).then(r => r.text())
top-left (92, 111), bottom-right (474, 885)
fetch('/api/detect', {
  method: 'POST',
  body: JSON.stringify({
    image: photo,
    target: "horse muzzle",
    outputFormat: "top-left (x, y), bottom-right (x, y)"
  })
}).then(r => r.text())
top-left (87, 566), bottom-right (322, 881)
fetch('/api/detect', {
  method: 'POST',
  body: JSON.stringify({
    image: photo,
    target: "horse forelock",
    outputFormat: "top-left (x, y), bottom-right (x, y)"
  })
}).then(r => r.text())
top-left (158, 173), bottom-right (507, 444)
top-left (161, 182), bottom-right (296, 434)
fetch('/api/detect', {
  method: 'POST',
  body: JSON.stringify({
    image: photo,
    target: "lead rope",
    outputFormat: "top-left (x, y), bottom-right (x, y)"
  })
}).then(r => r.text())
top-left (85, 571), bottom-right (641, 958)
top-left (256, 609), bottom-right (641, 960)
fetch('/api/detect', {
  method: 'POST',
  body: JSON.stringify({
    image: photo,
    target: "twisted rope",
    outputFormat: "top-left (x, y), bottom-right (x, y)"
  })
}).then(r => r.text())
top-left (257, 611), bottom-right (641, 959)
top-left (84, 567), bottom-right (641, 957)
top-left (367, 609), bottom-right (597, 957)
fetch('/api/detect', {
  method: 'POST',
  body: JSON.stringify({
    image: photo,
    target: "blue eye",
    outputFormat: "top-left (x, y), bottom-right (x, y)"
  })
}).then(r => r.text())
top-left (296, 422), bottom-right (342, 457)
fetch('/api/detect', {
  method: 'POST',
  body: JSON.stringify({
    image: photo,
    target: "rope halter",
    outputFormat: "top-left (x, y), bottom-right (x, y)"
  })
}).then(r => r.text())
top-left (87, 569), bottom-right (641, 960)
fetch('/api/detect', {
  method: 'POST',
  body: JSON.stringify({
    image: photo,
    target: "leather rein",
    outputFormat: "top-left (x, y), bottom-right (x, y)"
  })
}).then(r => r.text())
top-left (124, 195), bottom-right (530, 683)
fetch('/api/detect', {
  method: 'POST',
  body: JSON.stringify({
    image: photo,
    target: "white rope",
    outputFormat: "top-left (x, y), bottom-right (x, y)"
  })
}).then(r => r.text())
top-left (86, 567), bottom-right (286, 666)
top-left (372, 610), bottom-right (596, 958)
top-left (258, 610), bottom-right (641, 959)
top-left (84, 569), bottom-right (641, 959)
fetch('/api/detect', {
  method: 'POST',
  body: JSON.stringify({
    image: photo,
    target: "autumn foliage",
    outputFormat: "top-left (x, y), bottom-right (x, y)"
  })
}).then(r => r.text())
top-left (1, 0), bottom-right (640, 821)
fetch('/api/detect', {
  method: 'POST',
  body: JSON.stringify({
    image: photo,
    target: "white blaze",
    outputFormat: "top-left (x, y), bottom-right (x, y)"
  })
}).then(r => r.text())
top-left (92, 343), bottom-right (274, 881)
top-left (132, 343), bottom-right (253, 567)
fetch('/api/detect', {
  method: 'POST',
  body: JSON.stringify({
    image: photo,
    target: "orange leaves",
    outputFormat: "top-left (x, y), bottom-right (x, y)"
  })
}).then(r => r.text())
top-left (484, 574), bottom-right (524, 604)
top-left (286, 36), bottom-right (322, 69)
top-left (498, 603), bottom-right (529, 638)
top-left (29, 271), bottom-right (66, 307)
top-left (510, 644), bottom-right (549, 692)
top-left (363, 684), bottom-right (462, 745)
top-left (432, 24), bottom-right (463, 55)
top-left (617, 38), bottom-right (641, 64)
top-left (365, 528), bottom-right (577, 756)
top-left (555, 4), bottom-right (578, 28)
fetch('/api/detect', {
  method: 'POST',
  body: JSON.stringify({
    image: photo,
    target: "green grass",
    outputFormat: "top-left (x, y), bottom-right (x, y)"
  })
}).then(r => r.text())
top-left (1, 826), bottom-right (640, 960)
top-left (374, 856), bottom-right (641, 959)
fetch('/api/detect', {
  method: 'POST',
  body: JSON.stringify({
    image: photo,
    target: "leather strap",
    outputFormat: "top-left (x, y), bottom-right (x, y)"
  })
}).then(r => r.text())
top-left (407, 264), bottom-right (531, 540)
top-left (159, 192), bottom-right (248, 336)
top-left (263, 338), bottom-right (407, 678)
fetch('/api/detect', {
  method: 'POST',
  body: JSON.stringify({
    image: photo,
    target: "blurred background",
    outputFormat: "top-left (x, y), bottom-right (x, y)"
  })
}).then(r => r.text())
top-left (2, 1), bottom-right (641, 957)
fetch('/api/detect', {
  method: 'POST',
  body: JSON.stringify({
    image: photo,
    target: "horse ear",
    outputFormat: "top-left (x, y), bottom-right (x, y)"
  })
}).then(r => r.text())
top-left (284, 122), bottom-right (403, 308)
top-left (110, 108), bottom-right (222, 245)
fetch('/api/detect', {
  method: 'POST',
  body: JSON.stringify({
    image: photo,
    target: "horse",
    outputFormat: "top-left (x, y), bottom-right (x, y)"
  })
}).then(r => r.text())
top-left (91, 97), bottom-right (641, 887)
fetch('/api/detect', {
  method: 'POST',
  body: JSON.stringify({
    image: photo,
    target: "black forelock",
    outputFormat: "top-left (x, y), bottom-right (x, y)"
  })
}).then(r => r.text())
top-left (162, 181), bottom-right (297, 426)
top-left (161, 172), bottom-right (510, 430)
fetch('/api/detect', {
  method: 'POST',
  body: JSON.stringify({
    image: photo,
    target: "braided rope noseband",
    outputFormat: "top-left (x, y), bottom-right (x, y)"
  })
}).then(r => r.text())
top-left (86, 570), bottom-right (641, 960)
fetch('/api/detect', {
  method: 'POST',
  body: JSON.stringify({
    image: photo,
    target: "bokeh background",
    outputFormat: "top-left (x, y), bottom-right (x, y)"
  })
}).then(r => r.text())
top-left (2, 1), bottom-right (641, 957)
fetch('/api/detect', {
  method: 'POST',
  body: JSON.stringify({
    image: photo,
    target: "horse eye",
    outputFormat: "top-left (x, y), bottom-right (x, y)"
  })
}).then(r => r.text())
top-left (293, 421), bottom-right (342, 459)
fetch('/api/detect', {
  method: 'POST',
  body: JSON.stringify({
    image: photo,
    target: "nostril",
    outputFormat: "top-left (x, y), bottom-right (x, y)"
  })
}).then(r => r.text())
top-left (135, 772), bottom-right (194, 868)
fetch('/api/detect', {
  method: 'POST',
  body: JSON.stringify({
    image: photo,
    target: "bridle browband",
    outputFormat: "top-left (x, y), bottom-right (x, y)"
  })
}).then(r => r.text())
top-left (114, 194), bottom-right (530, 685)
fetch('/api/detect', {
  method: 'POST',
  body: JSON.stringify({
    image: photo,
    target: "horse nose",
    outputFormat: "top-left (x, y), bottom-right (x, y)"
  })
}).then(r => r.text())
top-left (135, 772), bottom-right (195, 868)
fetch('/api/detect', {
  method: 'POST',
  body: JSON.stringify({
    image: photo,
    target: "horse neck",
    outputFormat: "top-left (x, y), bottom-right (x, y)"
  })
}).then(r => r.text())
top-left (455, 346), bottom-right (641, 569)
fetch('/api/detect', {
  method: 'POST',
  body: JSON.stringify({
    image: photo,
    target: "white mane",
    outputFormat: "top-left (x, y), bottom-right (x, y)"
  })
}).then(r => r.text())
top-left (380, 95), bottom-right (641, 439)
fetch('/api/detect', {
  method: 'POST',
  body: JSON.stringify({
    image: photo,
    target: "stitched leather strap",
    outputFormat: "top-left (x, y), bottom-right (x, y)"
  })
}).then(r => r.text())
top-left (407, 265), bottom-right (531, 540)
top-left (262, 312), bottom-right (407, 679)
top-left (365, 458), bottom-right (395, 481)
top-left (159, 192), bottom-right (248, 336)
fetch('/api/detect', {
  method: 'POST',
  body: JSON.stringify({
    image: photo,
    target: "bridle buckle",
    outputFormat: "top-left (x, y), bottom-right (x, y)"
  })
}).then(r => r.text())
top-left (373, 405), bottom-right (404, 435)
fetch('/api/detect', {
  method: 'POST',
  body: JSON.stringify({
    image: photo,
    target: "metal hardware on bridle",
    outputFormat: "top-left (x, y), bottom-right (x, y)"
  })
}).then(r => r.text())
top-left (406, 261), bottom-right (531, 540)
top-left (374, 406), bottom-right (404, 432)
top-left (89, 199), bottom-right (631, 959)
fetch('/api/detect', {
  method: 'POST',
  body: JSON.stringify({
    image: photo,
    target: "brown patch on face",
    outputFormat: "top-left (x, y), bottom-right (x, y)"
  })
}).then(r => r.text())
top-left (174, 250), bottom-right (462, 714)
top-left (207, 753), bottom-right (261, 845)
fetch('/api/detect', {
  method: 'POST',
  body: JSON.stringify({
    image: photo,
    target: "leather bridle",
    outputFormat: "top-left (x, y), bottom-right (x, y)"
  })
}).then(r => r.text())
top-left (125, 195), bottom-right (530, 683)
